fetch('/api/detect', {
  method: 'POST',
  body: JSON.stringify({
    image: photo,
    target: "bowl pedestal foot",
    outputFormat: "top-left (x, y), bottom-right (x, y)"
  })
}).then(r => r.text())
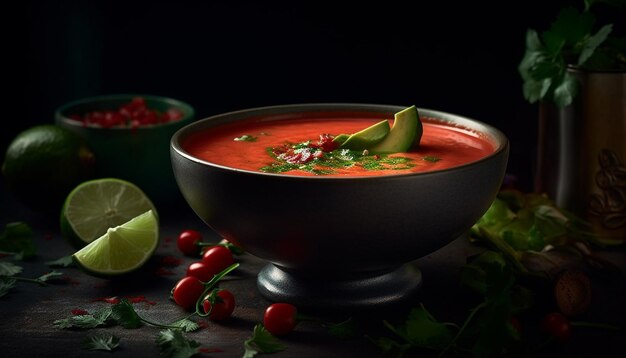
top-left (257, 263), bottom-right (422, 311)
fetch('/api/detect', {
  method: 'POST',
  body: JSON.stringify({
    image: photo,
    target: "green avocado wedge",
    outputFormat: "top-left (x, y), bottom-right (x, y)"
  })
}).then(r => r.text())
top-left (368, 105), bottom-right (422, 154)
top-left (337, 120), bottom-right (390, 151)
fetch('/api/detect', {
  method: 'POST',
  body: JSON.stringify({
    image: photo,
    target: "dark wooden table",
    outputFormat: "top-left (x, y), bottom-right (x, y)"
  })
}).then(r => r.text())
top-left (1, 181), bottom-right (625, 358)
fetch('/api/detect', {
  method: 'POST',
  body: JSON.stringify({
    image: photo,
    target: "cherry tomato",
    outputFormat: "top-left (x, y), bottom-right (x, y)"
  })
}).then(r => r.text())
top-left (540, 312), bottom-right (571, 343)
top-left (202, 246), bottom-right (235, 275)
top-left (263, 303), bottom-right (298, 336)
top-left (172, 276), bottom-right (205, 311)
top-left (186, 261), bottom-right (218, 282)
top-left (202, 289), bottom-right (236, 321)
top-left (177, 230), bottom-right (202, 256)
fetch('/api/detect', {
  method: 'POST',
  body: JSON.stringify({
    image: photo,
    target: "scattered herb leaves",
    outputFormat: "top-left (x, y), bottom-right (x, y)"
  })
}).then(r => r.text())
top-left (83, 334), bottom-right (121, 351)
top-left (55, 299), bottom-right (200, 333)
top-left (169, 318), bottom-right (200, 333)
top-left (156, 329), bottom-right (201, 358)
top-left (111, 299), bottom-right (142, 328)
top-left (0, 277), bottom-right (16, 298)
top-left (54, 307), bottom-right (113, 329)
top-left (243, 324), bottom-right (286, 358)
top-left (469, 189), bottom-right (623, 277)
top-left (323, 317), bottom-right (358, 340)
top-left (261, 144), bottom-right (415, 175)
top-left (46, 255), bottom-right (75, 268)
top-left (36, 271), bottom-right (64, 282)
top-left (0, 222), bottom-right (36, 259)
top-left (0, 261), bottom-right (23, 276)
top-left (373, 251), bottom-right (528, 357)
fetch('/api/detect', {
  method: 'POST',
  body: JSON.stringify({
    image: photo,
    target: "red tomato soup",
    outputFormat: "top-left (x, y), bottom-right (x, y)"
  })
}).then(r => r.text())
top-left (183, 113), bottom-right (495, 177)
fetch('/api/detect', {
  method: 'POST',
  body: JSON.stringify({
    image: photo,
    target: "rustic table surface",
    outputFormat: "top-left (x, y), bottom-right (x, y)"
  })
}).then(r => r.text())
top-left (1, 180), bottom-right (625, 358)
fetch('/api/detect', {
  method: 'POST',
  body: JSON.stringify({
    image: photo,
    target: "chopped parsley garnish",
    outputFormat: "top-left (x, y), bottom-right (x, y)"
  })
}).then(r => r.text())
top-left (260, 135), bottom-right (416, 175)
top-left (234, 134), bottom-right (257, 142)
top-left (423, 156), bottom-right (441, 163)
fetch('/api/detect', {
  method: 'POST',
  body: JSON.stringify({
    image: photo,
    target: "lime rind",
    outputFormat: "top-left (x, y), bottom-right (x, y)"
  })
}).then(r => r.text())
top-left (73, 210), bottom-right (159, 276)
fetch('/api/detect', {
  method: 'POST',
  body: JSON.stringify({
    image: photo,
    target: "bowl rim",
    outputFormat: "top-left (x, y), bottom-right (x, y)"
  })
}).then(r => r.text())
top-left (55, 93), bottom-right (195, 130)
top-left (171, 103), bottom-right (509, 180)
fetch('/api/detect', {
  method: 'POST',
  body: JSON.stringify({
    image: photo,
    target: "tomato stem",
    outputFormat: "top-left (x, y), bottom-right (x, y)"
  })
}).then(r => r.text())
top-left (194, 263), bottom-right (240, 317)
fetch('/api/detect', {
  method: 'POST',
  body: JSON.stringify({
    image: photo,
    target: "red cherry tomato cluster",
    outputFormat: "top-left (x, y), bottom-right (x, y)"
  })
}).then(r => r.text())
top-left (172, 229), bottom-right (237, 320)
top-left (69, 96), bottom-right (184, 128)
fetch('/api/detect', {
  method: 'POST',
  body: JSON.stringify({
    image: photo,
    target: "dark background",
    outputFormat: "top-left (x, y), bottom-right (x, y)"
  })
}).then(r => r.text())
top-left (5, 0), bottom-right (609, 191)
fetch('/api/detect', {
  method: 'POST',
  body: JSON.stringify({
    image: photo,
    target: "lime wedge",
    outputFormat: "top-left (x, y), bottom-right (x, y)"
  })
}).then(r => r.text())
top-left (61, 178), bottom-right (157, 249)
top-left (73, 210), bottom-right (159, 277)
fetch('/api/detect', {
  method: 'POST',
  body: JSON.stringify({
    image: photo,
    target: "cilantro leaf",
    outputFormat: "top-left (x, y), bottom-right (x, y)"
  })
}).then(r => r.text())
top-left (0, 277), bottom-right (16, 298)
top-left (552, 72), bottom-right (579, 107)
top-left (169, 318), bottom-right (200, 333)
top-left (111, 299), bottom-right (142, 328)
top-left (519, 5), bottom-right (615, 107)
top-left (83, 334), bottom-right (121, 351)
top-left (0, 222), bottom-right (36, 259)
top-left (578, 24), bottom-right (613, 65)
top-left (37, 271), bottom-right (64, 282)
top-left (54, 307), bottom-right (113, 329)
top-left (323, 317), bottom-right (358, 340)
top-left (46, 255), bottom-right (75, 268)
top-left (243, 324), bottom-right (286, 358)
top-left (386, 305), bottom-right (455, 351)
top-left (156, 329), bottom-right (201, 358)
top-left (0, 262), bottom-right (23, 276)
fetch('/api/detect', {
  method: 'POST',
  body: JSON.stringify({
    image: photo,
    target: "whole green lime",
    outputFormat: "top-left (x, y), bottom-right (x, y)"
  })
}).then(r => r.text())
top-left (2, 125), bottom-right (95, 213)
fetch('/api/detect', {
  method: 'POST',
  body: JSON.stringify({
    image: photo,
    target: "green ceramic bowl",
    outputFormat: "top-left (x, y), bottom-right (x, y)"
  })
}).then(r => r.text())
top-left (55, 94), bottom-right (195, 207)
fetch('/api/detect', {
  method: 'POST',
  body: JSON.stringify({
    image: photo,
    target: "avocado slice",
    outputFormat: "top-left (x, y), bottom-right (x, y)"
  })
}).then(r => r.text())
top-left (338, 120), bottom-right (390, 151)
top-left (332, 133), bottom-right (350, 145)
top-left (368, 105), bottom-right (422, 154)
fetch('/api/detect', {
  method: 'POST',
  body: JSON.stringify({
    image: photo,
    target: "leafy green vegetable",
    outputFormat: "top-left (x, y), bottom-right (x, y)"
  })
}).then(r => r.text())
top-left (111, 299), bottom-right (142, 328)
top-left (0, 222), bottom-right (36, 259)
top-left (243, 324), bottom-right (286, 358)
top-left (470, 190), bottom-right (623, 276)
top-left (374, 251), bottom-right (529, 357)
top-left (156, 329), bottom-right (201, 358)
top-left (518, 4), bottom-right (622, 107)
top-left (83, 334), bottom-right (121, 351)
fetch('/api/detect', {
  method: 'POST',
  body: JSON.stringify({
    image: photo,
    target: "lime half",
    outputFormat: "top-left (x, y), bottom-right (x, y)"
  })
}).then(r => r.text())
top-left (73, 210), bottom-right (159, 277)
top-left (61, 178), bottom-right (157, 249)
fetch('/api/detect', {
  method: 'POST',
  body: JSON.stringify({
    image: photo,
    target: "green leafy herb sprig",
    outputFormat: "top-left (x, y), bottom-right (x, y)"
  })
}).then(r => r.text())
top-left (0, 222), bottom-right (36, 259)
top-left (0, 261), bottom-right (63, 297)
top-left (469, 189), bottom-right (623, 278)
top-left (372, 251), bottom-right (530, 357)
top-left (519, 1), bottom-right (624, 107)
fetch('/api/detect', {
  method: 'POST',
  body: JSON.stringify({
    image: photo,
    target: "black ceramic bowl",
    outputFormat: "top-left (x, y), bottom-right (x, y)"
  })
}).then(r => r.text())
top-left (171, 104), bottom-right (509, 310)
